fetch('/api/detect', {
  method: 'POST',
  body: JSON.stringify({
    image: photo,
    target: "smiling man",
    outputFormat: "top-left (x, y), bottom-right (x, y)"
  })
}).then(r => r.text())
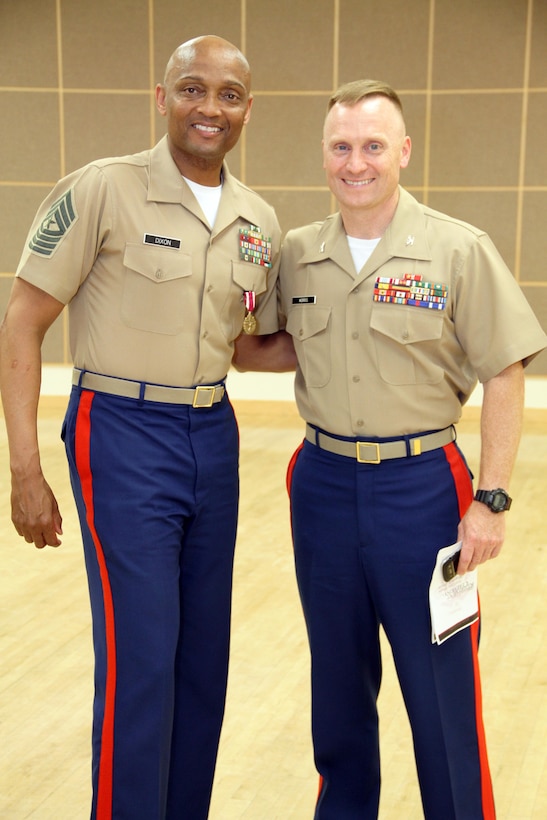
top-left (321, 85), bottom-right (410, 237)
top-left (272, 80), bottom-right (547, 818)
top-left (0, 35), bottom-right (291, 820)
top-left (156, 37), bottom-right (253, 182)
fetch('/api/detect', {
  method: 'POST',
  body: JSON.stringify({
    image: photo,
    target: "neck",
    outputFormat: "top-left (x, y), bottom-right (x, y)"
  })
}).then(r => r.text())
top-left (340, 190), bottom-right (400, 240)
top-left (168, 140), bottom-right (224, 186)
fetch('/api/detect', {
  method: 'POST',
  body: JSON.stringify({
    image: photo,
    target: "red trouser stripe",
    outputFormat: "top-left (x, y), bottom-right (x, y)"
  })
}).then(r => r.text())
top-left (287, 442), bottom-right (329, 806)
top-left (75, 391), bottom-right (116, 819)
top-left (287, 443), bottom-right (328, 801)
top-left (443, 442), bottom-right (496, 819)
top-left (286, 441), bottom-right (304, 496)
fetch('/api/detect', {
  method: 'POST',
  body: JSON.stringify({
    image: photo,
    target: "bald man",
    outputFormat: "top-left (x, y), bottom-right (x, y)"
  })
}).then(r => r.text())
top-left (0, 36), bottom-right (291, 819)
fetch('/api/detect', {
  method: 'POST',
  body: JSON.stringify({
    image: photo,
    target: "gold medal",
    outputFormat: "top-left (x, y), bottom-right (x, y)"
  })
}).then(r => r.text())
top-left (242, 311), bottom-right (257, 335)
top-left (242, 290), bottom-right (257, 334)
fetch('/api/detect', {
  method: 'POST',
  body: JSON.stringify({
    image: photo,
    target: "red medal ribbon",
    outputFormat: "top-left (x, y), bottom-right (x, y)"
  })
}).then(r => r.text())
top-left (244, 291), bottom-right (256, 312)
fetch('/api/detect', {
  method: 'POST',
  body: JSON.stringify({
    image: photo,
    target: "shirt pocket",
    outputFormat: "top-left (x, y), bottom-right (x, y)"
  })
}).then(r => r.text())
top-left (121, 243), bottom-right (193, 334)
top-left (370, 304), bottom-right (445, 385)
top-left (286, 305), bottom-right (331, 388)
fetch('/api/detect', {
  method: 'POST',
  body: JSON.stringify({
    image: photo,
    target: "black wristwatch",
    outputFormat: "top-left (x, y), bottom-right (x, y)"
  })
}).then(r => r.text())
top-left (474, 488), bottom-right (512, 513)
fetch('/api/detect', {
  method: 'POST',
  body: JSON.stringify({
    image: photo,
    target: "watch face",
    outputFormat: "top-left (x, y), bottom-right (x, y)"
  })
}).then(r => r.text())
top-left (475, 488), bottom-right (511, 512)
top-left (491, 491), bottom-right (508, 511)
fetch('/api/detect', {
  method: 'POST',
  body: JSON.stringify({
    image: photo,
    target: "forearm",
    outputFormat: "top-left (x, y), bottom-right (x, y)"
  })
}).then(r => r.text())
top-left (0, 279), bottom-right (64, 474)
top-left (457, 361), bottom-right (525, 572)
top-left (477, 361), bottom-right (524, 489)
top-left (0, 281), bottom-right (65, 547)
top-left (233, 330), bottom-right (297, 372)
top-left (0, 316), bottom-right (43, 477)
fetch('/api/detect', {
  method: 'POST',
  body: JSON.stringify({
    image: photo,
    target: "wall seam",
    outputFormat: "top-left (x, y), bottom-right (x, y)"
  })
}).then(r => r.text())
top-left (422, 0), bottom-right (436, 206)
top-left (240, 0), bottom-right (248, 185)
top-left (149, 0), bottom-right (156, 148)
top-left (55, 0), bottom-right (70, 364)
top-left (514, 0), bottom-right (534, 282)
top-left (329, 0), bottom-right (340, 214)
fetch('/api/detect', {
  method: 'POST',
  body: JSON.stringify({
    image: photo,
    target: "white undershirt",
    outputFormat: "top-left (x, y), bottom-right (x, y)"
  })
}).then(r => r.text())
top-left (183, 176), bottom-right (223, 227)
top-left (346, 235), bottom-right (381, 273)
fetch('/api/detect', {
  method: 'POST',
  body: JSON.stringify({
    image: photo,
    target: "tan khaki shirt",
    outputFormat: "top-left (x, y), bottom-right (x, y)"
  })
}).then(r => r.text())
top-left (279, 188), bottom-right (547, 437)
top-left (17, 136), bottom-right (281, 386)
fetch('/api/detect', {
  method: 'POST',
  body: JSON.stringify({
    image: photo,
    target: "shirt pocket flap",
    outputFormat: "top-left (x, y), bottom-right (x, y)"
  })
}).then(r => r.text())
top-left (123, 243), bottom-right (192, 282)
top-left (370, 305), bottom-right (443, 345)
top-left (286, 305), bottom-right (331, 340)
top-left (231, 261), bottom-right (268, 296)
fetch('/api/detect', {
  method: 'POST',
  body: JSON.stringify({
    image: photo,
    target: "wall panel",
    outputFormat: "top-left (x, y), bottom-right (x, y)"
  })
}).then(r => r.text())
top-left (0, 0), bottom-right (545, 372)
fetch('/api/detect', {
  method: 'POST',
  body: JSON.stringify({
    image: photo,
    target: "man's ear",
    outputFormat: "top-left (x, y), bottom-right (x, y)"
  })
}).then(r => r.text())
top-left (155, 84), bottom-right (167, 117)
top-left (243, 94), bottom-right (254, 126)
top-left (400, 135), bottom-right (412, 169)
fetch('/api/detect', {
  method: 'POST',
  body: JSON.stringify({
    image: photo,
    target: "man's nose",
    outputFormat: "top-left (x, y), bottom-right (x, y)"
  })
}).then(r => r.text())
top-left (197, 92), bottom-right (221, 116)
top-left (345, 150), bottom-right (368, 173)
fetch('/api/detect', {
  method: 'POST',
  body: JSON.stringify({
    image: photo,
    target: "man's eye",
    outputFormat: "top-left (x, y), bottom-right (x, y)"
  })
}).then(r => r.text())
top-left (334, 145), bottom-right (350, 152)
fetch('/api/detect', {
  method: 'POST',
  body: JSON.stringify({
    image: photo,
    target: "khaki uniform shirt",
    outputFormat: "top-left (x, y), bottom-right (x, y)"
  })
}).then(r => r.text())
top-left (279, 188), bottom-right (547, 438)
top-left (17, 136), bottom-right (281, 386)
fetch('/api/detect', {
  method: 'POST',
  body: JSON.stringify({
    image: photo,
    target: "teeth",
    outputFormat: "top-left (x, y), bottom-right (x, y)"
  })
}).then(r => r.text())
top-left (345, 179), bottom-right (373, 186)
top-left (193, 124), bottom-right (221, 133)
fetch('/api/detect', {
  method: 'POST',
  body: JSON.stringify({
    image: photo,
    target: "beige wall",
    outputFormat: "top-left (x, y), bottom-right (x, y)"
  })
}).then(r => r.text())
top-left (1, 0), bottom-right (546, 372)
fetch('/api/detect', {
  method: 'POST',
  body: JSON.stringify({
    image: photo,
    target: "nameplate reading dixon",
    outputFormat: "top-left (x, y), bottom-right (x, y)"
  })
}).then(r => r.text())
top-left (143, 233), bottom-right (181, 249)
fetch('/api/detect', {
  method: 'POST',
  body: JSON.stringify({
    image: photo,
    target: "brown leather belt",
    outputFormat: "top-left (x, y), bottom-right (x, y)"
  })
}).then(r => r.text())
top-left (72, 369), bottom-right (225, 407)
top-left (305, 424), bottom-right (456, 464)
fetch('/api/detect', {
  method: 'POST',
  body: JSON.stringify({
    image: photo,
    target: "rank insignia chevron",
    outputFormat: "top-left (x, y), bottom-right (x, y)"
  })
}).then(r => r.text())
top-left (29, 189), bottom-right (77, 256)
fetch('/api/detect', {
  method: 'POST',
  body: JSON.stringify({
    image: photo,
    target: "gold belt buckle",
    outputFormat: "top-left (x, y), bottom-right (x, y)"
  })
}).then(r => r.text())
top-left (193, 386), bottom-right (216, 408)
top-left (356, 441), bottom-right (381, 464)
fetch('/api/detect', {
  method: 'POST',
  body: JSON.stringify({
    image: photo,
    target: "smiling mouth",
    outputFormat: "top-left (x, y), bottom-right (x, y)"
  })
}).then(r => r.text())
top-left (343, 178), bottom-right (374, 186)
top-left (192, 123), bottom-right (222, 134)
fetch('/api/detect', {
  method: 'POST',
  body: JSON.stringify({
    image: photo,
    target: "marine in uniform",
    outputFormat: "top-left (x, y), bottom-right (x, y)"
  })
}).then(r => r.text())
top-left (275, 82), bottom-right (546, 818)
top-left (0, 36), bottom-right (289, 820)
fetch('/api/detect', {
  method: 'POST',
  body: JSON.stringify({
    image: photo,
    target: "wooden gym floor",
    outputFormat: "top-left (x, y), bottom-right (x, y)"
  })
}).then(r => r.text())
top-left (0, 398), bottom-right (545, 819)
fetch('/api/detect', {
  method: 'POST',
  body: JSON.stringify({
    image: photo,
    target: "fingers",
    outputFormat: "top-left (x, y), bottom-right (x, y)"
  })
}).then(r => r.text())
top-left (15, 520), bottom-right (62, 549)
top-left (458, 543), bottom-right (496, 574)
top-left (457, 504), bottom-right (505, 574)
top-left (11, 486), bottom-right (63, 549)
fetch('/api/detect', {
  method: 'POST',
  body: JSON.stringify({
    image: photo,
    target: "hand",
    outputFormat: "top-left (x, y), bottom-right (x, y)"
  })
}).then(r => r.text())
top-left (11, 473), bottom-right (63, 549)
top-left (456, 501), bottom-right (505, 574)
top-left (233, 330), bottom-right (297, 372)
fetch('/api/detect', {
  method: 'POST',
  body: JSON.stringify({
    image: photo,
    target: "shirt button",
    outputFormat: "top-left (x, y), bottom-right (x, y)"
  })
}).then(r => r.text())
top-left (402, 329), bottom-right (410, 340)
top-left (352, 332), bottom-right (359, 340)
top-left (155, 269), bottom-right (163, 280)
top-left (299, 329), bottom-right (304, 337)
top-left (356, 419), bottom-right (364, 427)
top-left (352, 375), bottom-right (360, 383)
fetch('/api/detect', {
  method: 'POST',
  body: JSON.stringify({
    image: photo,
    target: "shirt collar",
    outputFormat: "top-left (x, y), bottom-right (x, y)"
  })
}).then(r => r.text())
top-left (383, 187), bottom-right (432, 261)
top-left (147, 136), bottom-right (224, 205)
top-left (147, 136), bottom-right (271, 233)
top-left (298, 187), bottom-right (432, 271)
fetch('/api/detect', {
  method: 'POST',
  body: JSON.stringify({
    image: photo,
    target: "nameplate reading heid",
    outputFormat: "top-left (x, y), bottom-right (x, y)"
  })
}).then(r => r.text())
top-left (292, 296), bottom-right (317, 304)
top-left (143, 233), bottom-right (181, 249)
